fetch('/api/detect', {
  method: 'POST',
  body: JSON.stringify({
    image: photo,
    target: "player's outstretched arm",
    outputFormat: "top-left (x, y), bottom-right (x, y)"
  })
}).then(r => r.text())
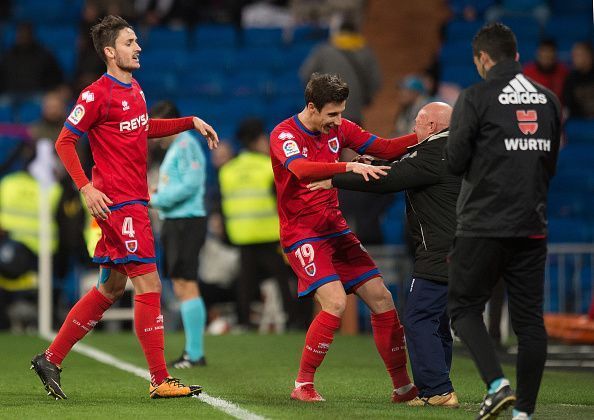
top-left (147, 117), bottom-right (219, 149)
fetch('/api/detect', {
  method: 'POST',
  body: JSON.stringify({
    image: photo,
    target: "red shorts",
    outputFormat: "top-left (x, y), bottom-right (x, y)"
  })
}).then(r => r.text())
top-left (285, 232), bottom-right (380, 297)
top-left (93, 201), bottom-right (157, 277)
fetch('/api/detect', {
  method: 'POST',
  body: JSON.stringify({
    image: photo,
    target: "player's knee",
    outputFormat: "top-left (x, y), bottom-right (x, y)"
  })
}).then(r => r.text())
top-left (100, 283), bottom-right (126, 301)
top-left (321, 296), bottom-right (347, 316)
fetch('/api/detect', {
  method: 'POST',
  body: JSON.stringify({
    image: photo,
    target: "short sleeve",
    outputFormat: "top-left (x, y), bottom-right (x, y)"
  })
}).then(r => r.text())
top-left (270, 127), bottom-right (305, 168)
top-left (340, 119), bottom-right (377, 154)
top-left (64, 87), bottom-right (104, 136)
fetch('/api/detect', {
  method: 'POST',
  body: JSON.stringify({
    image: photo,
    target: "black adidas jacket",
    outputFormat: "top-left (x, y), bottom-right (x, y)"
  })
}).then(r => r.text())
top-left (446, 60), bottom-right (562, 237)
top-left (332, 130), bottom-right (461, 283)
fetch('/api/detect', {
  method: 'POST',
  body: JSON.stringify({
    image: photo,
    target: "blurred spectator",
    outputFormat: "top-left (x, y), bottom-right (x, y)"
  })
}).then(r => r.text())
top-left (563, 41), bottom-right (594, 119)
top-left (299, 16), bottom-right (381, 125)
top-left (0, 142), bottom-right (62, 331)
top-left (485, 0), bottom-right (550, 25)
top-left (242, 0), bottom-right (292, 28)
top-left (449, 0), bottom-right (495, 21)
top-left (219, 118), bottom-right (302, 330)
top-left (28, 91), bottom-right (68, 142)
top-left (0, 23), bottom-right (63, 95)
top-left (290, 0), bottom-right (365, 31)
top-left (523, 39), bottom-right (568, 101)
top-left (393, 75), bottom-right (431, 136)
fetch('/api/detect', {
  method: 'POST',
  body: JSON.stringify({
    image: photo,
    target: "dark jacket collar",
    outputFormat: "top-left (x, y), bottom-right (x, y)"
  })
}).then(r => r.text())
top-left (408, 128), bottom-right (449, 149)
top-left (486, 59), bottom-right (523, 81)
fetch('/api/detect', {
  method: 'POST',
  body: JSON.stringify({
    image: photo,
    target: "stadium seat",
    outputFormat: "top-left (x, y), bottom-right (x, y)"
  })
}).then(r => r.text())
top-left (185, 48), bottom-right (237, 74)
top-left (381, 194), bottom-right (406, 245)
top-left (242, 28), bottom-right (285, 48)
top-left (194, 24), bottom-right (237, 48)
top-left (141, 48), bottom-right (188, 73)
top-left (565, 119), bottom-right (594, 145)
top-left (0, 102), bottom-right (12, 122)
top-left (441, 64), bottom-right (481, 88)
top-left (12, 0), bottom-right (82, 24)
top-left (544, 16), bottom-right (593, 44)
top-left (550, 0), bottom-right (593, 14)
top-left (291, 25), bottom-right (329, 45)
top-left (269, 71), bottom-right (303, 97)
top-left (36, 25), bottom-right (78, 52)
top-left (177, 71), bottom-right (227, 97)
top-left (445, 20), bottom-right (483, 43)
top-left (438, 40), bottom-right (474, 66)
top-left (226, 70), bottom-right (272, 97)
top-left (548, 218), bottom-right (592, 243)
top-left (500, 16), bottom-right (541, 42)
top-left (548, 191), bottom-right (586, 218)
top-left (143, 26), bottom-right (188, 50)
top-left (16, 100), bottom-right (41, 123)
top-left (233, 47), bottom-right (284, 72)
top-left (135, 70), bottom-right (178, 98)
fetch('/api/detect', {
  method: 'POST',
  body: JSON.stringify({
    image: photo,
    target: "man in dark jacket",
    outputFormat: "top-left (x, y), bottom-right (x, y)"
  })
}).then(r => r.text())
top-left (307, 102), bottom-right (461, 408)
top-left (445, 23), bottom-right (561, 420)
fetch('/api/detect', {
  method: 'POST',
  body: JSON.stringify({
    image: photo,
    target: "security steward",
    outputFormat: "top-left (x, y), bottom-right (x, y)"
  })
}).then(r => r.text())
top-left (219, 118), bottom-right (301, 330)
top-left (307, 102), bottom-right (461, 407)
top-left (445, 23), bottom-right (562, 420)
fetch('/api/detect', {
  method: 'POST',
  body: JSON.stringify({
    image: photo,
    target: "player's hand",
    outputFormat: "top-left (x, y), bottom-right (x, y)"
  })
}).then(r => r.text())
top-left (193, 116), bottom-right (219, 150)
top-left (351, 154), bottom-right (376, 165)
top-left (81, 183), bottom-right (113, 220)
top-left (307, 179), bottom-right (333, 191)
top-left (346, 162), bottom-right (390, 181)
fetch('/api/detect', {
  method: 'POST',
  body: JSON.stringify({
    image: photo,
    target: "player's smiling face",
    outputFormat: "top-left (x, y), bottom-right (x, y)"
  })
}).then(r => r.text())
top-left (111, 28), bottom-right (141, 72)
top-left (314, 101), bottom-right (345, 134)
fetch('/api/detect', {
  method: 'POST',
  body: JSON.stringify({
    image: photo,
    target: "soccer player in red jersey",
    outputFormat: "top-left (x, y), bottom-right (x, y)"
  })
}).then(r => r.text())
top-left (270, 73), bottom-right (419, 403)
top-left (30, 15), bottom-right (218, 400)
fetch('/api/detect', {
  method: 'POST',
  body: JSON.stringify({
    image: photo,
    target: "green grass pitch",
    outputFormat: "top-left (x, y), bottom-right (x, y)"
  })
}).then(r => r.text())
top-left (1, 332), bottom-right (593, 419)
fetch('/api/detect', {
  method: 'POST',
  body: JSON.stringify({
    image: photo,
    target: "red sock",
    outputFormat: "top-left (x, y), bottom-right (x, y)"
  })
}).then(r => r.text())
top-left (296, 311), bottom-right (341, 383)
top-left (134, 292), bottom-right (169, 384)
top-left (371, 309), bottom-right (412, 389)
top-left (46, 287), bottom-right (113, 365)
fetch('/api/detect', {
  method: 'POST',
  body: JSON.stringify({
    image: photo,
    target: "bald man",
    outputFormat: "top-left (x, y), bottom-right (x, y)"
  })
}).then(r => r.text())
top-left (309, 102), bottom-right (462, 407)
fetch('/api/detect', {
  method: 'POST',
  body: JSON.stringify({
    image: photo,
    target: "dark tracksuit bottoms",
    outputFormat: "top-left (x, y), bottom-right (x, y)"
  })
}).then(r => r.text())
top-left (404, 277), bottom-right (454, 397)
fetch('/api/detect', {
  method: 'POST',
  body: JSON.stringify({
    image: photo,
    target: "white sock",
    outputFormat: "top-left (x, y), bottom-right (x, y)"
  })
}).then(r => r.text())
top-left (395, 383), bottom-right (415, 395)
top-left (295, 381), bottom-right (313, 388)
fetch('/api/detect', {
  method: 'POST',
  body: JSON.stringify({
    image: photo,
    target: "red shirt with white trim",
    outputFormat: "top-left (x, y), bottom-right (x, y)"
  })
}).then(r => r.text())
top-left (64, 73), bottom-right (150, 204)
top-left (270, 115), bottom-right (380, 250)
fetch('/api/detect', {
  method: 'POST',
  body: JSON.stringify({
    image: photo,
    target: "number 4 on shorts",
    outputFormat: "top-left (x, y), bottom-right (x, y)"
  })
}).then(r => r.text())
top-left (122, 216), bottom-right (135, 238)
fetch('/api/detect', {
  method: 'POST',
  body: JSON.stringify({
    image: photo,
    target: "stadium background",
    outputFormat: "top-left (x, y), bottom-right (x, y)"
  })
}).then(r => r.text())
top-left (0, 0), bottom-right (593, 364)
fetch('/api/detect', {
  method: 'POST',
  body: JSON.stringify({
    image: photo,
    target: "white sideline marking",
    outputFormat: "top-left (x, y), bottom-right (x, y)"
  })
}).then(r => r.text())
top-left (41, 333), bottom-right (266, 420)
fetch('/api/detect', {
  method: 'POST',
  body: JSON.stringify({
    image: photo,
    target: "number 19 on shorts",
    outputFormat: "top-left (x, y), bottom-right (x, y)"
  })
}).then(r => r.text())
top-left (295, 244), bottom-right (316, 277)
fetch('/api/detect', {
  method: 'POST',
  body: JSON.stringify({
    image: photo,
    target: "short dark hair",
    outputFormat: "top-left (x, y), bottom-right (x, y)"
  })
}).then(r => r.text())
top-left (236, 117), bottom-right (265, 147)
top-left (472, 23), bottom-right (517, 62)
top-left (91, 15), bottom-right (133, 63)
top-left (539, 38), bottom-right (557, 50)
top-left (304, 73), bottom-right (349, 111)
top-left (150, 100), bottom-right (180, 119)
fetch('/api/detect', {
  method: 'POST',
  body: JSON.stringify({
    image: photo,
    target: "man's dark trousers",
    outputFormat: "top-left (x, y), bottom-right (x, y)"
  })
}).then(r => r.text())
top-left (404, 277), bottom-right (454, 397)
top-left (448, 237), bottom-right (547, 414)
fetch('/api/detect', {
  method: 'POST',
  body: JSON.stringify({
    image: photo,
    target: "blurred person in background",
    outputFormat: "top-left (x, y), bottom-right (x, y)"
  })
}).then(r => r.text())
top-left (150, 100), bottom-right (208, 369)
top-left (30, 15), bottom-right (218, 401)
top-left (393, 75), bottom-right (431, 136)
top-left (563, 41), bottom-right (594, 119)
top-left (523, 39), bottom-right (568, 102)
top-left (299, 16), bottom-right (381, 126)
top-left (0, 141), bottom-right (62, 331)
top-left (219, 118), bottom-right (302, 331)
top-left (0, 23), bottom-right (63, 96)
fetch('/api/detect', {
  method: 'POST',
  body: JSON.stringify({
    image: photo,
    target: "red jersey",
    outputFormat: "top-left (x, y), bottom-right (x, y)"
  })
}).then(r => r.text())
top-left (64, 73), bottom-right (149, 205)
top-left (270, 115), bottom-right (380, 250)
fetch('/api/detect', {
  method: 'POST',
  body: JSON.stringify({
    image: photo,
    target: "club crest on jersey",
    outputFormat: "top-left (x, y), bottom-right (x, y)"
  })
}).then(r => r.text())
top-left (328, 137), bottom-right (339, 153)
top-left (67, 104), bottom-right (85, 125)
top-left (516, 110), bottom-right (538, 135)
top-left (125, 240), bottom-right (138, 253)
top-left (305, 262), bottom-right (316, 277)
top-left (122, 100), bottom-right (130, 111)
top-left (283, 140), bottom-right (300, 157)
top-left (278, 131), bottom-right (295, 141)
top-left (81, 90), bottom-right (94, 103)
